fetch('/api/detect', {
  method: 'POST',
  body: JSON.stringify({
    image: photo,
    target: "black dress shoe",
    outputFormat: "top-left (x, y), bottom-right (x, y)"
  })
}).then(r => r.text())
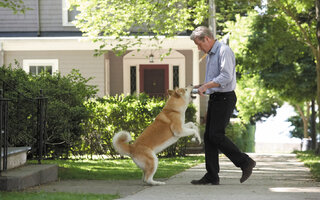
top-left (240, 158), bottom-right (256, 183)
top-left (191, 177), bottom-right (219, 185)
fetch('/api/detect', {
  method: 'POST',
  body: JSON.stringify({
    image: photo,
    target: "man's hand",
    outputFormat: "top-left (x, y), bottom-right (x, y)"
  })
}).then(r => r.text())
top-left (197, 81), bottom-right (221, 96)
top-left (198, 85), bottom-right (208, 96)
top-left (193, 84), bottom-right (203, 89)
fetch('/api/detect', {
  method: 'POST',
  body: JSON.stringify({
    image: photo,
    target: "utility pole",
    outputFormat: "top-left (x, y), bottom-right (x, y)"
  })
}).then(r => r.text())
top-left (209, 0), bottom-right (216, 38)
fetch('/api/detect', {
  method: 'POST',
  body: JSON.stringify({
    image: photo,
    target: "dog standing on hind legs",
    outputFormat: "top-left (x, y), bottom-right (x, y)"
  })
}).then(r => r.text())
top-left (112, 85), bottom-right (201, 185)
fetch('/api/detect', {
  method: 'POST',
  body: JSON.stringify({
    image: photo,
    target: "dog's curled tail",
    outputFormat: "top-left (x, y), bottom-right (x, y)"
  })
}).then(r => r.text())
top-left (112, 131), bottom-right (132, 156)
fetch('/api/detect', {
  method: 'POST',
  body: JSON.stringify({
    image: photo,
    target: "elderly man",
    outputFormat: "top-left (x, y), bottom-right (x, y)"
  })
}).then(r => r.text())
top-left (190, 26), bottom-right (256, 185)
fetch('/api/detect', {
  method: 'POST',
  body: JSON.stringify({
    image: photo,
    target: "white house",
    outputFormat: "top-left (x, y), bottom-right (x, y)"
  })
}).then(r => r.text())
top-left (0, 0), bottom-right (209, 122)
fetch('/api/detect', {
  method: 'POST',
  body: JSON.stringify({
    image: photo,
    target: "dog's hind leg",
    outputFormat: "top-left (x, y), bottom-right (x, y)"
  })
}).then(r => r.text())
top-left (144, 152), bottom-right (165, 186)
top-left (133, 150), bottom-right (165, 186)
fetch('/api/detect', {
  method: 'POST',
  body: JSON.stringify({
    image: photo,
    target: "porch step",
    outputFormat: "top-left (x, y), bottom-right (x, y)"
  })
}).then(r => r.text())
top-left (1, 147), bottom-right (31, 170)
top-left (0, 164), bottom-right (58, 191)
top-left (186, 146), bottom-right (204, 154)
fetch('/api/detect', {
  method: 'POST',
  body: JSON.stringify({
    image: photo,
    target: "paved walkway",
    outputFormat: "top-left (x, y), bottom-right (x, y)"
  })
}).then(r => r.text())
top-left (29, 153), bottom-right (320, 200)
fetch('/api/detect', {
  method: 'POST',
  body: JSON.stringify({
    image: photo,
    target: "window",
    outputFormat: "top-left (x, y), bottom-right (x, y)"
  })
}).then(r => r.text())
top-left (23, 59), bottom-right (58, 75)
top-left (173, 65), bottom-right (179, 88)
top-left (62, 0), bottom-right (80, 26)
top-left (29, 65), bottom-right (52, 75)
top-left (130, 66), bottom-right (137, 94)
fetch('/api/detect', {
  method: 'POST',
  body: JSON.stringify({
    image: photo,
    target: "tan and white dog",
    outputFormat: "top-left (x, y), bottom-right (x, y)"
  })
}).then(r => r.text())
top-left (112, 85), bottom-right (201, 185)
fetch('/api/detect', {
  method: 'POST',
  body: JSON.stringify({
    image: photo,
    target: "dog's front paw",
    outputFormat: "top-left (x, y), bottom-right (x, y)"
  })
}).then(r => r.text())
top-left (186, 123), bottom-right (199, 133)
top-left (191, 136), bottom-right (201, 144)
top-left (194, 130), bottom-right (201, 144)
top-left (185, 122), bottom-right (196, 129)
top-left (196, 135), bottom-right (202, 144)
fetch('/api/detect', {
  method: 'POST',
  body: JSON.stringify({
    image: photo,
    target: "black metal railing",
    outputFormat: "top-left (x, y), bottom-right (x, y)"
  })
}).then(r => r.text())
top-left (0, 89), bottom-right (10, 175)
top-left (0, 85), bottom-right (48, 173)
top-left (35, 90), bottom-right (48, 164)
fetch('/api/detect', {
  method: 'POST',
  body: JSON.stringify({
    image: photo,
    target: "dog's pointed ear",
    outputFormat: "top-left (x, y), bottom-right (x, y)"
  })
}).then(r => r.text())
top-left (168, 89), bottom-right (175, 96)
top-left (176, 88), bottom-right (185, 96)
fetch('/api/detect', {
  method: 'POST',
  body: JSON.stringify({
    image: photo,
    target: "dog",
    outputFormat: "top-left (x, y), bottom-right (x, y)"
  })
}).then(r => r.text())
top-left (112, 85), bottom-right (201, 185)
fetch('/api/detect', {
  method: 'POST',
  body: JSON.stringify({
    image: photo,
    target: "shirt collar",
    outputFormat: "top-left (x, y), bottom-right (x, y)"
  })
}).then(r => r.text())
top-left (208, 40), bottom-right (220, 55)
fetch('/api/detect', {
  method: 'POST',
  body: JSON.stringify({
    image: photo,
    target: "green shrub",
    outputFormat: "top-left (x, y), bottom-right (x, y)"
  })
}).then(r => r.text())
top-left (80, 94), bottom-right (197, 158)
top-left (0, 65), bottom-right (97, 158)
top-left (1, 64), bottom-right (197, 159)
top-left (225, 120), bottom-right (248, 152)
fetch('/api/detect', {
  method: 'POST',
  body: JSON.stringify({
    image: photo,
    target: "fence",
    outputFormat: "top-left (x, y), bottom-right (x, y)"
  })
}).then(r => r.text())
top-left (35, 89), bottom-right (48, 164)
top-left (0, 87), bottom-right (48, 175)
top-left (0, 89), bottom-right (9, 173)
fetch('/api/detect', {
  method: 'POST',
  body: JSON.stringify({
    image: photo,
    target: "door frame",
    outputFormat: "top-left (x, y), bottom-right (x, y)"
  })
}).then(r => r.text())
top-left (139, 64), bottom-right (169, 95)
top-left (122, 49), bottom-right (186, 95)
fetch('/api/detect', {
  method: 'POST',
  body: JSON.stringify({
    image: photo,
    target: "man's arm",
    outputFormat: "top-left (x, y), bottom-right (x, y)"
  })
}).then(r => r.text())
top-left (197, 81), bottom-right (220, 96)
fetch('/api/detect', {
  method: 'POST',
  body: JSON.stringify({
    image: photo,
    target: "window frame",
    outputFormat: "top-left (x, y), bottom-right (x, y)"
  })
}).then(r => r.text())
top-left (23, 59), bottom-right (59, 75)
top-left (62, 0), bottom-right (76, 27)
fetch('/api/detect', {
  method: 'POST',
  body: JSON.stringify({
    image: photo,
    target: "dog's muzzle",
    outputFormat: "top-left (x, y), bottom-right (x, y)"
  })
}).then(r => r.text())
top-left (190, 88), bottom-right (198, 99)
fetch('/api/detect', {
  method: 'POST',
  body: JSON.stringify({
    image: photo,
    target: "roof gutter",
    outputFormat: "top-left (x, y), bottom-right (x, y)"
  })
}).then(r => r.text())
top-left (36, 0), bottom-right (41, 36)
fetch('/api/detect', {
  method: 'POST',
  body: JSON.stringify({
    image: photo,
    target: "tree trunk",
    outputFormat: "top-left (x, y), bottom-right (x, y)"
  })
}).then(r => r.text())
top-left (208, 0), bottom-right (216, 38)
top-left (310, 100), bottom-right (317, 150)
top-left (296, 103), bottom-right (309, 139)
top-left (316, 0), bottom-right (320, 154)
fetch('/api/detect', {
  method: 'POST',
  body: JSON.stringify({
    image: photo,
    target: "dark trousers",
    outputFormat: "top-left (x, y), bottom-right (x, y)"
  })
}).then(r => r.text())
top-left (204, 91), bottom-right (249, 182)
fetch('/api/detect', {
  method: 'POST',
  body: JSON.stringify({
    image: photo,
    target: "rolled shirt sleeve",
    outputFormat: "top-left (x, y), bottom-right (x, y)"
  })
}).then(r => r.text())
top-left (212, 46), bottom-right (235, 88)
top-left (205, 41), bottom-right (236, 94)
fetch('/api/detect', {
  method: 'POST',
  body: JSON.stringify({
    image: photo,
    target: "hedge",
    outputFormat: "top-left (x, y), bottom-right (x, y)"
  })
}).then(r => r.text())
top-left (78, 93), bottom-right (197, 158)
top-left (0, 65), bottom-right (197, 159)
top-left (0, 65), bottom-right (97, 158)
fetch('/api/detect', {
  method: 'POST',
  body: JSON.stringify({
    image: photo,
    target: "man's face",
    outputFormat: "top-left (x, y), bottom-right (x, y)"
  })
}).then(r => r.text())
top-left (193, 36), bottom-right (214, 53)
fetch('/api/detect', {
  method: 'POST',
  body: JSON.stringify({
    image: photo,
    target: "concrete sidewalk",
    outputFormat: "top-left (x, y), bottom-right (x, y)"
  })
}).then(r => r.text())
top-left (28, 154), bottom-right (320, 200)
top-left (120, 154), bottom-right (320, 200)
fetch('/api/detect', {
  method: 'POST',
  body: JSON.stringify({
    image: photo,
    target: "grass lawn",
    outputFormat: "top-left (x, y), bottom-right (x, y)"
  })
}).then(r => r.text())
top-left (0, 191), bottom-right (119, 200)
top-left (27, 155), bottom-right (205, 180)
top-left (295, 151), bottom-right (320, 181)
top-left (1, 156), bottom-right (204, 200)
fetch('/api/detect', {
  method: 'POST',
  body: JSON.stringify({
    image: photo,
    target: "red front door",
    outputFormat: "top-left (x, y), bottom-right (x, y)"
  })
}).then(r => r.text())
top-left (140, 64), bottom-right (169, 97)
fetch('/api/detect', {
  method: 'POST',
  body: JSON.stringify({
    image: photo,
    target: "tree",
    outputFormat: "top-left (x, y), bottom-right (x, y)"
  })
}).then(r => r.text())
top-left (287, 115), bottom-right (304, 140)
top-left (214, 0), bottom-right (262, 36)
top-left (234, 9), bottom-right (317, 141)
top-left (267, 0), bottom-right (319, 148)
top-left (0, 0), bottom-right (29, 14)
top-left (224, 12), bottom-right (282, 124)
top-left (236, 74), bottom-right (282, 124)
top-left (69, 0), bottom-right (208, 56)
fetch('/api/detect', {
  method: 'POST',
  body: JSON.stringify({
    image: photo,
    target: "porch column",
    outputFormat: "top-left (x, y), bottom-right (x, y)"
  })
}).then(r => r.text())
top-left (104, 54), bottom-right (110, 96)
top-left (0, 42), bottom-right (4, 67)
top-left (192, 48), bottom-right (200, 123)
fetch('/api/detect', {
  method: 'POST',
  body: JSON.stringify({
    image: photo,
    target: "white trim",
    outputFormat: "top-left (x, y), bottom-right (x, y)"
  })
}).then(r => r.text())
top-left (104, 57), bottom-right (110, 95)
top-left (123, 49), bottom-right (185, 95)
top-left (62, 0), bottom-right (75, 27)
top-left (0, 37), bottom-right (197, 51)
top-left (192, 48), bottom-right (200, 123)
top-left (23, 59), bottom-right (59, 74)
top-left (0, 42), bottom-right (4, 67)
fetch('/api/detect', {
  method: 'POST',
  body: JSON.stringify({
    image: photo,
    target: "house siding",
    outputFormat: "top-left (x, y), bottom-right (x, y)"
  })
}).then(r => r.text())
top-left (178, 50), bottom-right (207, 122)
top-left (108, 51), bottom-right (126, 96)
top-left (199, 52), bottom-right (208, 122)
top-left (4, 50), bottom-right (105, 97)
top-left (0, 1), bottom-right (38, 32)
top-left (39, 0), bottom-right (78, 32)
top-left (0, 0), bottom-right (79, 34)
top-left (177, 50), bottom-right (193, 85)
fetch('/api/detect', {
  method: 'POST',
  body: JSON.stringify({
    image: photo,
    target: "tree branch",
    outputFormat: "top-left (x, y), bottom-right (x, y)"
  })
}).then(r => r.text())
top-left (271, 0), bottom-right (317, 57)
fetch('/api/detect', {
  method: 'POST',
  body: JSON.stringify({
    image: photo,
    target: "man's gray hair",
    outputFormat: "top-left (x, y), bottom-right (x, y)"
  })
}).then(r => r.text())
top-left (190, 26), bottom-right (214, 41)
